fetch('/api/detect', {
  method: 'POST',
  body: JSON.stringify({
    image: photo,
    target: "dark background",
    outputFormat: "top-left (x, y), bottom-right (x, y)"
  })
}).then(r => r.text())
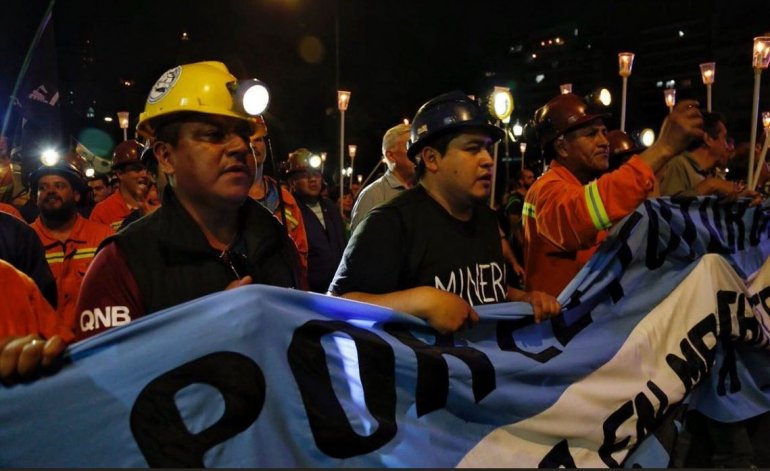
top-left (1, 0), bottom-right (768, 192)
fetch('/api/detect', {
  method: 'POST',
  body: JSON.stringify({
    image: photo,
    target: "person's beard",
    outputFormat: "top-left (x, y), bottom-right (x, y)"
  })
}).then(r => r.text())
top-left (40, 196), bottom-right (77, 226)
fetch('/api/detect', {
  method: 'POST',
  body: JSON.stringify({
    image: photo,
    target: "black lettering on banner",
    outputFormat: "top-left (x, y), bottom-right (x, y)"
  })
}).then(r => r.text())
top-left (666, 314), bottom-right (717, 393)
top-left (753, 287), bottom-right (770, 320)
top-left (598, 400), bottom-right (634, 467)
top-left (699, 198), bottom-right (732, 255)
top-left (723, 200), bottom-right (748, 252)
top-left (749, 202), bottom-right (769, 247)
top-left (287, 320), bottom-right (396, 458)
top-left (614, 210), bottom-right (642, 270)
top-left (539, 439), bottom-right (576, 468)
top-left (384, 323), bottom-right (495, 417)
top-left (644, 200), bottom-right (683, 270)
top-left (633, 381), bottom-right (669, 442)
top-left (496, 318), bottom-right (562, 364)
top-left (715, 291), bottom-right (742, 395)
top-left (129, 352), bottom-right (265, 468)
top-left (551, 309), bottom-right (593, 348)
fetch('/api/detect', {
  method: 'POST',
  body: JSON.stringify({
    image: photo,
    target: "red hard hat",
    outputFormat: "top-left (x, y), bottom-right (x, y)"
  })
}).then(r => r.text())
top-left (533, 93), bottom-right (610, 149)
top-left (607, 130), bottom-right (638, 157)
top-left (112, 139), bottom-right (145, 169)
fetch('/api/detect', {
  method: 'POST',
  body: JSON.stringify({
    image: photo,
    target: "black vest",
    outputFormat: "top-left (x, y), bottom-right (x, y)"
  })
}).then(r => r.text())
top-left (105, 188), bottom-right (299, 315)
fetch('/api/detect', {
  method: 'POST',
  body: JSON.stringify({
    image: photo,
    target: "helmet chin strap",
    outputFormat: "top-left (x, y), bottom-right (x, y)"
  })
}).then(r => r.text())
top-left (253, 157), bottom-right (265, 183)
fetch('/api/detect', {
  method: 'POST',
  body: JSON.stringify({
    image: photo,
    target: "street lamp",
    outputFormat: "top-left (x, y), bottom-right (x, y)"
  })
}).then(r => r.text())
top-left (519, 142), bottom-right (527, 172)
top-left (117, 111), bottom-right (129, 141)
top-left (488, 87), bottom-right (514, 206)
top-left (664, 89), bottom-right (676, 113)
top-left (618, 52), bottom-right (635, 132)
top-left (560, 83), bottom-right (572, 94)
top-left (748, 36), bottom-right (770, 190)
top-left (337, 90), bottom-right (350, 218)
top-left (348, 144), bottom-right (357, 191)
top-left (640, 128), bottom-right (655, 147)
top-left (699, 62), bottom-right (716, 112)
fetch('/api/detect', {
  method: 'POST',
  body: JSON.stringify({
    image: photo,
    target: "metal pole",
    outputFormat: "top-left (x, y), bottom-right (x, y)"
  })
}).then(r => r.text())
top-left (122, 128), bottom-right (128, 142)
top-left (750, 130), bottom-right (770, 190)
top-left (489, 120), bottom-right (500, 207)
top-left (339, 110), bottom-right (345, 220)
top-left (748, 69), bottom-right (761, 190)
top-left (706, 84), bottom-right (712, 112)
top-left (620, 76), bottom-right (628, 132)
top-left (1, 0), bottom-right (56, 138)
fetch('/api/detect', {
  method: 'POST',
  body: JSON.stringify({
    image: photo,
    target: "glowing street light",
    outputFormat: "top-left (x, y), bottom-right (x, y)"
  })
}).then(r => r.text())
top-left (560, 83), bottom-right (572, 94)
top-left (664, 88), bottom-right (676, 113)
top-left (618, 52), bottom-right (635, 132)
top-left (699, 62), bottom-right (716, 112)
top-left (488, 87), bottom-right (513, 205)
top-left (348, 144), bottom-right (358, 191)
top-left (337, 90), bottom-right (351, 218)
top-left (117, 111), bottom-right (129, 141)
top-left (749, 36), bottom-right (770, 190)
top-left (489, 87), bottom-right (514, 122)
top-left (519, 142), bottom-right (527, 171)
top-left (640, 128), bottom-right (656, 147)
top-left (512, 121), bottom-right (523, 138)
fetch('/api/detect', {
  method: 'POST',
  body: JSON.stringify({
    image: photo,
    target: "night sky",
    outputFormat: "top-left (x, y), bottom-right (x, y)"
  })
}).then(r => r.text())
top-left (1, 0), bottom-right (768, 185)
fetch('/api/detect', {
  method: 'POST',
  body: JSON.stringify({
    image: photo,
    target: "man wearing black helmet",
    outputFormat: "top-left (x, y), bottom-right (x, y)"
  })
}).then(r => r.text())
top-left (523, 94), bottom-right (704, 297)
top-left (330, 92), bottom-right (560, 333)
top-left (30, 161), bottom-right (114, 330)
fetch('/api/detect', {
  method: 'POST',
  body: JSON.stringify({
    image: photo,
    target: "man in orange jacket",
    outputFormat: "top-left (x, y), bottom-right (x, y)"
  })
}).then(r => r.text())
top-left (523, 94), bottom-right (704, 297)
top-left (89, 140), bottom-right (150, 230)
top-left (30, 162), bottom-right (114, 329)
top-left (248, 133), bottom-right (309, 289)
top-left (0, 258), bottom-right (72, 383)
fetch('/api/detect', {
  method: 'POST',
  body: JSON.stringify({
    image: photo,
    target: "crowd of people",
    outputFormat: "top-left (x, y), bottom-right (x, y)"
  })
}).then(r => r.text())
top-left (0, 59), bottom-right (768, 466)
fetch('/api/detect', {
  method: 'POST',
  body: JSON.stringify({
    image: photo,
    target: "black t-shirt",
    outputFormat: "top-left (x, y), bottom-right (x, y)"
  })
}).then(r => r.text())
top-left (329, 185), bottom-right (507, 306)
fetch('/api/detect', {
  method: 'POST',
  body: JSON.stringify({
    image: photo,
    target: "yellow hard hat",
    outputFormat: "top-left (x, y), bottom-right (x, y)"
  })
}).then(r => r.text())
top-left (137, 61), bottom-right (268, 139)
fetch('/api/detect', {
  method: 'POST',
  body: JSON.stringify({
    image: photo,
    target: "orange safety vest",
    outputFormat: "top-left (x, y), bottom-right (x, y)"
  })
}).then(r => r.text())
top-left (0, 258), bottom-right (74, 342)
top-left (523, 157), bottom-right (655, 297)
top-left (31, 214), bottom-right (114, 329)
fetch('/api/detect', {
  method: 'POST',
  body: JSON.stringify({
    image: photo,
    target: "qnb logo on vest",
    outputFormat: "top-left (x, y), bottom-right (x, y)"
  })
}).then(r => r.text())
top-left (434, 262), bottom-right (507, 306)
top-left (80, 306), bottom-right (132, 332)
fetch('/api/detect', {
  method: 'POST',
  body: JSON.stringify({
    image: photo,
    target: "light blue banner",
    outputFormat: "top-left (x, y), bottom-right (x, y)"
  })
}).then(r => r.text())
top-left (0, 197), bottom-right (768, 467)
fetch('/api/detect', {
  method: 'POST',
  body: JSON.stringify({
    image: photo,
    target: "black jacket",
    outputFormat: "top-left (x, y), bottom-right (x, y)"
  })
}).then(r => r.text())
top-left (294, 195), bottom-right (346, 293)
top-left (106, 187), bottom-right (300, 314)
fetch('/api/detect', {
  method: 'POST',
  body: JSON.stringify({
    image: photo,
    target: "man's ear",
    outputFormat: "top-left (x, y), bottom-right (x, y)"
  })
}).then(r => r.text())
top-left (153, 141), bottom-right (175, 176)
top-left (420, 147), bottom-right (440, 173)
top-left (554, 137), bottom-right (569, 159)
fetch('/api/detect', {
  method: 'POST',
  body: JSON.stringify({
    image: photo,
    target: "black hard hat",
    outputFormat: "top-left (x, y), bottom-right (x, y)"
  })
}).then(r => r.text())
top-left (407, 91), bottom-right (504, 159)
top-left (29, 161), bottom-right (86, 195)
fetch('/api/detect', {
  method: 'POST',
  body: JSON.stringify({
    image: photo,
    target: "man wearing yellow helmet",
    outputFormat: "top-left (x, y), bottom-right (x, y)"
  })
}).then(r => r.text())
top-left (74, 61), bottom-right (301, 340)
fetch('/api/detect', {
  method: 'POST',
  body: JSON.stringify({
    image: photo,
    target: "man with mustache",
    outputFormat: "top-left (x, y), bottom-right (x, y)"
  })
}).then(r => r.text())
top-left (30, 161), bottom-right (114, 330)
top-left (330, 92), bottom-right (560, 333)
top-left (523, 94), bottom-right (704, 297)
top-left (89, 139), bottom-right (150, 230)
top-left (75, 61), bottom-right (300, 341)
